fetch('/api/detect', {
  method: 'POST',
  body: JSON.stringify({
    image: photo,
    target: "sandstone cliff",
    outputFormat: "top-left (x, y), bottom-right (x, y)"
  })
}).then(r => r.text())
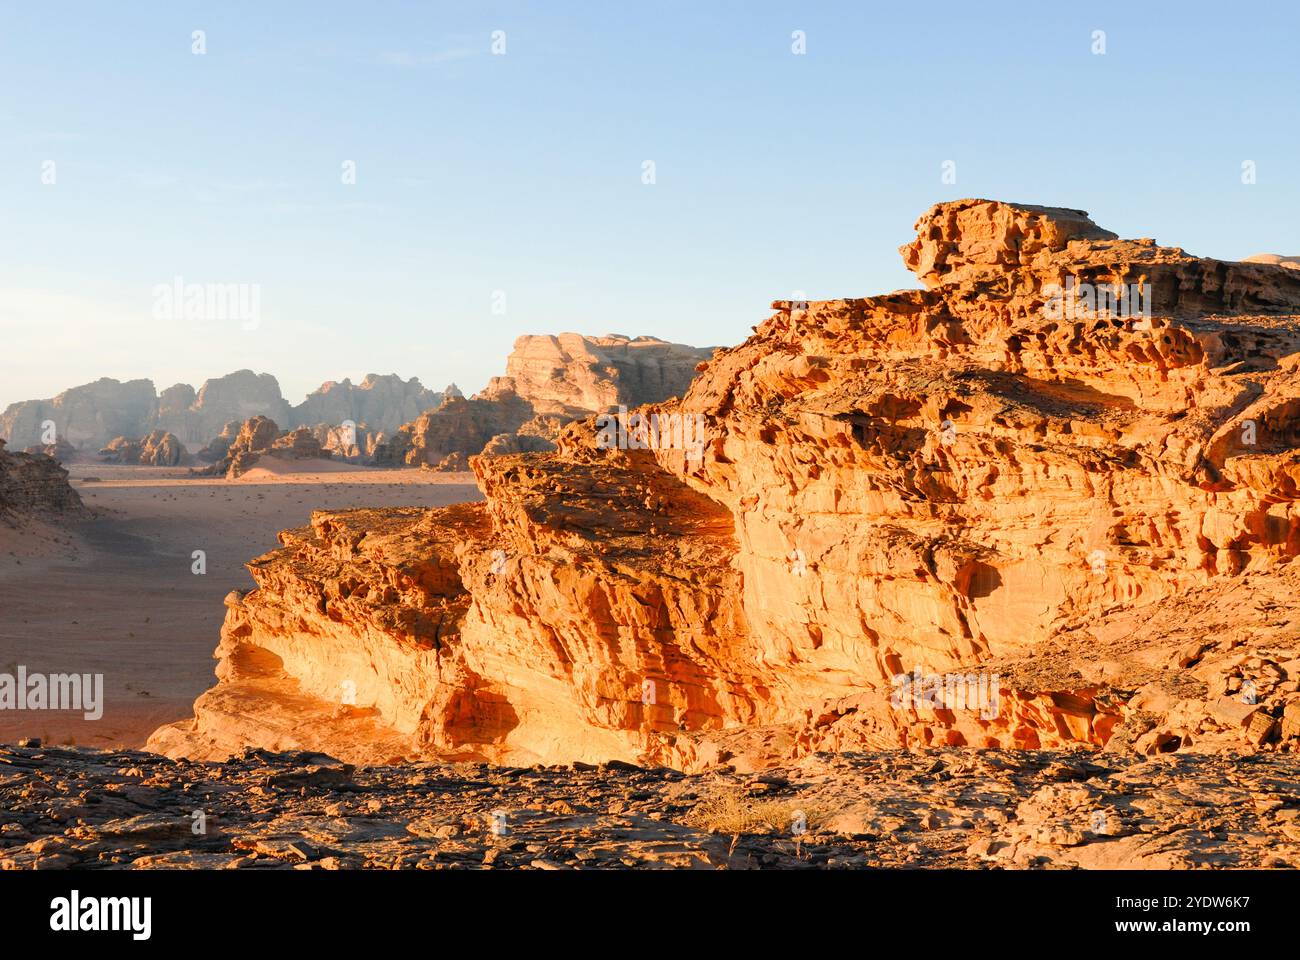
top-left (163, 371), bottom-right (292, 446)
top-left (0, 439), bottom-right (85, 519)
top-left (378, 335), bottom-right (715, 467)
top-left (0, 378), bottom-right (157, 453)
top-left (2, 370), bottom-right (446, 454)
top-left (504, 333), bottom-right (715, 417)
top-left (289, 374), bottom-right (446, 436)
top-left (371, 379), bottom-right (537, 467)
top-left (151, 200), bottom-right (1300, 771)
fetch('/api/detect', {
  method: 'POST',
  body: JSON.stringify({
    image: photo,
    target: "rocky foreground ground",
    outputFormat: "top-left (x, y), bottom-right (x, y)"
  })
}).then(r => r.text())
top-left (2, 743), bottom-right (1298, 870)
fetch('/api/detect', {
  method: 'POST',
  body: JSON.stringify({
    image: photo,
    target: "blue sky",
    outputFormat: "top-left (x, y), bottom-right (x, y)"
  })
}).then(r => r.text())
top-left (1, 0), bottom-right (1296, 408)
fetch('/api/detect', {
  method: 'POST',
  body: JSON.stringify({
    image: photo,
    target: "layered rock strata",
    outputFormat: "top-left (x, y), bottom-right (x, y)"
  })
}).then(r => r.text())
top-left (5, 743), bottom-right (1300, 870)
top-left (504, 333), bottom-right (716, 417)
top-left (153, 200), bottom-right (1300, 771)
top-left (0, 439), bottom-right (86, 518)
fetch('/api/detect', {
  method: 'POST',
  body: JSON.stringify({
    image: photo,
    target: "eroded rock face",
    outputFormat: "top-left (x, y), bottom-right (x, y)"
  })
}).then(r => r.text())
top-left (98, 430), bottom-right (189, 466)
top-left (1243, 254), bottom-right (1300, 271)
top-left (168, 371), bottom-right (292, 447)
top-left (505, 334), bottom-right (716, 417)
top-left (0, 439), bottom-right (85, 518)
top-left (900, 200), bottom-right (1119, 288)
top-left (377, 337), bottom-right (713, 467)
top-left (0, 378), bottom-right (157, 452)
top-left (22, 439), bottom-right (78, 464)
top-left (153, 200), bottom-right (1300, 771)
top-left (289, 374), bottom-right (444, 436)
top-left (376, 382), bottom-right (536, 468)
top-left (3, 370), bottom-right (445, 454)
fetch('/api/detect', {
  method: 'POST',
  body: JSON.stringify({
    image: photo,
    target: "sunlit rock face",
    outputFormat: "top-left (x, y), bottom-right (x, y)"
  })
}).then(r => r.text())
top-left (151, 201), bottom-right (1300, 770)
top-left (503, 333), bottom-right (716, 417)
top-left (370, 335), bottom-right (717, 468)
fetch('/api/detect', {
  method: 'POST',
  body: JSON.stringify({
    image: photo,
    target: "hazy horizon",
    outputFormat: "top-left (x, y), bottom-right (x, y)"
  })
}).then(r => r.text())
top-left (4, 0), bottom-right (1297, 408)
top-left (2, 354), bottom-right (597, 411)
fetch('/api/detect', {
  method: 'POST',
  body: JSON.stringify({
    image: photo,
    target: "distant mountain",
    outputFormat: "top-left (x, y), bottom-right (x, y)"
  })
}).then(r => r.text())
top-left (0, 370), bottom-right (447, 452)
top-left (0, 335), bottom-right (716, 456)
top-left (376, 333), bottom-right (718, 467)
top-left (289, 374), bottom-right (444, 437)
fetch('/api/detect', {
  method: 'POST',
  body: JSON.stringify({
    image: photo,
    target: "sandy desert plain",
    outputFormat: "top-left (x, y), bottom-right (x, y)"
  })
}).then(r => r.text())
top-left (0, 463), bottom-right (481, 749)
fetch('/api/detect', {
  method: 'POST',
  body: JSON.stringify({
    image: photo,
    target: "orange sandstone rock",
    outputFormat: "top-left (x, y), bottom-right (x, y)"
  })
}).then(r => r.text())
top-left (151, 200), bottom-right (1300, 770)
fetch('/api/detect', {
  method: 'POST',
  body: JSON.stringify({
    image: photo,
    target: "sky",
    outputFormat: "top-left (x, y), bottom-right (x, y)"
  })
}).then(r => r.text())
top-left (1, 0), bottom-right (1297, 409)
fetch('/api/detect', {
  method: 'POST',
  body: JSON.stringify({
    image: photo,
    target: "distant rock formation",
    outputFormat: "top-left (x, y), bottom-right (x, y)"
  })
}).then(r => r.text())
top-left (375, 380), bottom-right (536, 467)
top-left (1242, 253), bottom-right (1300, 271)
top-left (195, 420), bottom-right (241, 463)
top-left (0, 337), bottom-right (708, 463)
top-left (197, 416), bottom-right (281, 478)
top-left (0, 439), bottom-right (85, 519)
top-left (194, 417), bottom-right (329, 478)
top-left (289, 375), bottom-right (445, 436)
top-left (157, 371), bottom-right (292, 448)
top-left (1, 371), bottom-right (448, 456)
top-left (22, 439), bottom-right (78, 464)
top-left (155, 382), bottom-right (199, 440)
top-left (381, 335), bottom-right (716, 467)
top-left (430, 451), bottom-right (469, 472)
top-left (0, 378), bottom-right (157, 453)
top-left (309, 422), bottom-right (375, 462)
top-left (98, 430), bottom-right (189, 466)
top-left (504, 333), bottom-right (715, 417)
top-left (270, 427), bottom-right (326, 463)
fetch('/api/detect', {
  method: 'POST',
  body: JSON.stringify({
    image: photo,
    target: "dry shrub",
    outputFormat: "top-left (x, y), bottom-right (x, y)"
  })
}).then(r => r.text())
top-left (685, 786), bottom-right (828, 837)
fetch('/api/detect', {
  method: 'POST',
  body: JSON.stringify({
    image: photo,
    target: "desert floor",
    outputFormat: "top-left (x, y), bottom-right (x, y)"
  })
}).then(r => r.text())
top-left (0, 463), bottom-right (482, 749)
top-left (4, 743), bottom-right (1296, 869)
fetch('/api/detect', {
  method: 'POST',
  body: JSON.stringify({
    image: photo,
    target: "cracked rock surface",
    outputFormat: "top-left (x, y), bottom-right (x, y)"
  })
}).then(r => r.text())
top-left (4, 744), bottom-right (1298, 870)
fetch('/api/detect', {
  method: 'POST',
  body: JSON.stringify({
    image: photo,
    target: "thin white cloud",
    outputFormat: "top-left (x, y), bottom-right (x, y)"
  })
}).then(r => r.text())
top-left (378, 47), bottom-right (475, 67)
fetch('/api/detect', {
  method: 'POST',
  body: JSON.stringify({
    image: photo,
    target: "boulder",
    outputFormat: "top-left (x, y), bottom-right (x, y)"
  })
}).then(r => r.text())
top-left (0, 439), bottom-right (85, 518)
